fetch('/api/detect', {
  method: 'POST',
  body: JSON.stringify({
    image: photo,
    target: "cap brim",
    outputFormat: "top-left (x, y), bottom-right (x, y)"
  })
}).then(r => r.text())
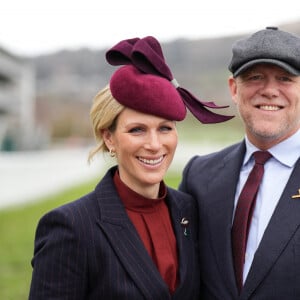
top-left (233, 58), bottom-right (300, 77)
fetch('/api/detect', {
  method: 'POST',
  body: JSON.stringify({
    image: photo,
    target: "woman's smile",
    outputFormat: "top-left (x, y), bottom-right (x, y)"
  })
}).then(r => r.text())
top-left (137, 155), bottom-right (165, 166)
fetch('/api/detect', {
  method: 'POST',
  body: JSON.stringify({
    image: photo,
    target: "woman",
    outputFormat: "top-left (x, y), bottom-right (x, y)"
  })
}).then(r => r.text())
top-left (28, 36), bottom-right (232, 300)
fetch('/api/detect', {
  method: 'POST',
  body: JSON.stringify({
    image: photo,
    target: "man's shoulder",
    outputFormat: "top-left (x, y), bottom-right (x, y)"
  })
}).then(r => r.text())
top-left (190, 141), bottom-right (242, 165)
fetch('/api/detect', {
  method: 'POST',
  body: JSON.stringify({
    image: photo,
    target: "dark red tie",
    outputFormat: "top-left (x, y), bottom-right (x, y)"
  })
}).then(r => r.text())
top-left (232, 151), bottom-right (272, 292)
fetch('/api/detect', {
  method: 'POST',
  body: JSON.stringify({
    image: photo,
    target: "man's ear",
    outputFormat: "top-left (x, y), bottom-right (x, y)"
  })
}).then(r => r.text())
top-left (228, 76), bottom-right (238, 105)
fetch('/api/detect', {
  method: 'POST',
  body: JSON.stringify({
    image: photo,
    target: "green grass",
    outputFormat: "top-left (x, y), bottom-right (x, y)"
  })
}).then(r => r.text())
top-left (0, 172), bottom-right (180, 300)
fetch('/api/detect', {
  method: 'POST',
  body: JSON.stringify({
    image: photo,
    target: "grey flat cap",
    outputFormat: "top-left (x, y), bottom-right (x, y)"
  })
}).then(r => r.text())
top-left (229, 26), bottom-right (300, 77)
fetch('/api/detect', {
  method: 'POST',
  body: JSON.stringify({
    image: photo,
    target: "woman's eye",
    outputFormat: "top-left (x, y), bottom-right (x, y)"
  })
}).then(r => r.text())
top-left (128, 127), bottom-right (144, 133)
top-left (160, 126), bottom-right (173, 132)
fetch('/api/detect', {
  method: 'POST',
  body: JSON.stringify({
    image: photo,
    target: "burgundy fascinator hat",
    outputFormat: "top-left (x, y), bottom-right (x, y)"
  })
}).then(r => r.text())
top-left (106, 36), bottom-right (233, 123)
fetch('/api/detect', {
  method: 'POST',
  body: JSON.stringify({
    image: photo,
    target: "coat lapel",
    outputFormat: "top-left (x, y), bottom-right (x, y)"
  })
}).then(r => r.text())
top-left (94, 169), bottom-right (170, 300)
top-left (241, 158), bottom-right (300, 299)
top-left (204, 142), bottom-right (245, 297)
top-left (166, 189), bottom-right (192, 298)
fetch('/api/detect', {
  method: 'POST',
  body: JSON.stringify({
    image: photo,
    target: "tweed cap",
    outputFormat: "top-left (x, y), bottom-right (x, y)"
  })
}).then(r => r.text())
top-left (229, 27), bottom-right (300, 77)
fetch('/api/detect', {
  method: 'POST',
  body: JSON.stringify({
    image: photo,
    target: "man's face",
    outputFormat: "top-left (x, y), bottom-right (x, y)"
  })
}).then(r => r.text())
top-left (228, 64), bottom-right (300, 149)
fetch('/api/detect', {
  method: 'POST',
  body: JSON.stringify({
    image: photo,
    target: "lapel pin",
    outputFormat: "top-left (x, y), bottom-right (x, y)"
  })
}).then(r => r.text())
top-left (292, 189), bottom-right (300, 199)
top-left (180, 217), bottom-right (189, 226)
top-left (180, 217), bottom-right (190, 237)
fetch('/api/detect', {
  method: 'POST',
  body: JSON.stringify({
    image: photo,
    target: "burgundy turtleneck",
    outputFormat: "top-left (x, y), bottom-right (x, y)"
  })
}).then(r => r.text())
top-left (113, 170), bottom-right (179, 294)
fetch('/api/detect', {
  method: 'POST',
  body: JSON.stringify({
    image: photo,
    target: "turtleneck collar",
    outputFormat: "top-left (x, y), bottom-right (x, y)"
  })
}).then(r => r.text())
top-left (113, 170), bottom-right (167, 213)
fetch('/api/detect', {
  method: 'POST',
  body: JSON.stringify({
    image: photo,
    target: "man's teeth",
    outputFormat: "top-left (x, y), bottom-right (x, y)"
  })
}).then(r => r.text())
top-left (259, 105), bottom-right (280, 111)
top-left (138, 156), bottom-right (163, 165)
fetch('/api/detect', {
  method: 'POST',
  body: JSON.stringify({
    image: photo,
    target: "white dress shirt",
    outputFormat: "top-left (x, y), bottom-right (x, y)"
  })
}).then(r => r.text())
top-left (233, 129), bottom-right (300, 283)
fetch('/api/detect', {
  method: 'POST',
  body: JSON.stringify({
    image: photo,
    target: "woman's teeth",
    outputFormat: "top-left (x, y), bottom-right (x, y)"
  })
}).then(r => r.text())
top-left (138, 156), bottom-right (163, 165)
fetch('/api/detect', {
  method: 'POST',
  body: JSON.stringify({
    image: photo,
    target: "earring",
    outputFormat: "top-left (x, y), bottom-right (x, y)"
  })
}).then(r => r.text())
top-left (109, 148), bottom-right (116, 157)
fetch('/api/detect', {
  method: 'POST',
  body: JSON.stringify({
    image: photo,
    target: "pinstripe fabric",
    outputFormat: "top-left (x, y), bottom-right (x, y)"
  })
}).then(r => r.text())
top-left (29, 166), bottom-right (200, 299)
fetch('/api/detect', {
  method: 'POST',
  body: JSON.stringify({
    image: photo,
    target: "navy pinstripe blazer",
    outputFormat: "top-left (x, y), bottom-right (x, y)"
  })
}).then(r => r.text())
top-left (29, 166), bottom-right (200, 299)
top-left (180, 141), bottom-right (300, 300)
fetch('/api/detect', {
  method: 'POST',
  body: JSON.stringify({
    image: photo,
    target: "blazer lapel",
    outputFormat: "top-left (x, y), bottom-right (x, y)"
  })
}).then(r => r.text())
top-left (94, 170), bottom-right (170, 300)
top-left (204, 142), bottom-right (245, 297)
top-left (167, 191), bottom-right (189, 296)
top-left (241, 158), bottom-right (300, 299)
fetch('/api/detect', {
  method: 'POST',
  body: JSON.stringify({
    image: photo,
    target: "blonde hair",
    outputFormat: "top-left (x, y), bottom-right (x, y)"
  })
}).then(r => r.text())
top-left (88, 84), bottom-right (124, 162)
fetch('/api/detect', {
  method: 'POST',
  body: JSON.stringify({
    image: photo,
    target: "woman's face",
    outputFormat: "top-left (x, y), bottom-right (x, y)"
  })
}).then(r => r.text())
top-left (102, 108), bottom-right (178, 197)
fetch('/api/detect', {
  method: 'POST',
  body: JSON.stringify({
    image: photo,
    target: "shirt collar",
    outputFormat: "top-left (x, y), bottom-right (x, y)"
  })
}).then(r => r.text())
top-left (244, 129), bottom-right (300, 168)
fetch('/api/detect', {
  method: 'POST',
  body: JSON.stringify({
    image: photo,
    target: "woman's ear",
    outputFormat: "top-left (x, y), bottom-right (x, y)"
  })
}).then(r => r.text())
top-left (101, 129), bottom-right (114, 150)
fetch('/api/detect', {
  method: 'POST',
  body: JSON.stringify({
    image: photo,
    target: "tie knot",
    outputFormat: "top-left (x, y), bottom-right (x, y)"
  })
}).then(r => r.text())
top-left (253, 151), bottom-right (272, 165)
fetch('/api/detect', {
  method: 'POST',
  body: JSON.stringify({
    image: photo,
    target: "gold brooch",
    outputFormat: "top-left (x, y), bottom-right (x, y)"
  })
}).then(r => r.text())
top-left (292, 189), bottom-right (300, 199)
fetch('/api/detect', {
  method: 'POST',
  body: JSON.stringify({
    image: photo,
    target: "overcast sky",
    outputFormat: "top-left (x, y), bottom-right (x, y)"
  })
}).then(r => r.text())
top-left (1, 0), bottom-right (300, 56)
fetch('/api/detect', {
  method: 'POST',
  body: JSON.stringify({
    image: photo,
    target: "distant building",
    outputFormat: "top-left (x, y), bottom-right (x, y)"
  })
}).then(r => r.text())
top-left (0, 47), bottom-right (36, 151)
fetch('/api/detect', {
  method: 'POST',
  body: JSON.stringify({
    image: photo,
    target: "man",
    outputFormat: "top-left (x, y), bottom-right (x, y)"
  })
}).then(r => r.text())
top-left (179, 27), bottom-right (300, 299)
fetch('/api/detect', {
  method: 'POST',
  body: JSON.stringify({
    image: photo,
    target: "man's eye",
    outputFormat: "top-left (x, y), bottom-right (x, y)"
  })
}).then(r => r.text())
top-left (278, 76), bottom-right (292, 82)
top-left (248, 75), bottom-right (262, 81)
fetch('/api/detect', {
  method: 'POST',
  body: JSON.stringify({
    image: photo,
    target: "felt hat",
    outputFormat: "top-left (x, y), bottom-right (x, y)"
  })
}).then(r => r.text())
top-left (229, 27), bottom-right (300, 77)
top-left (106, 36), bottom-right (233, 123)
top-left (110, 65), bottom-right (186, 121)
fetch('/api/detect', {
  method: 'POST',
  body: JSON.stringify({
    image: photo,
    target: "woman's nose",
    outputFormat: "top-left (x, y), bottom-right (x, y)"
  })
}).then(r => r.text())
top-left (144, 132), bottom-right (161, 150)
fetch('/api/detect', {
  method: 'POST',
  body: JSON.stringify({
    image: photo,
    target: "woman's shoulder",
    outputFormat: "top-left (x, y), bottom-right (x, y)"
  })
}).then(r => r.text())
top-left (40, 167), bottom-right (117, 222)
top-left (37, 189), bottom-right (98, 229)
